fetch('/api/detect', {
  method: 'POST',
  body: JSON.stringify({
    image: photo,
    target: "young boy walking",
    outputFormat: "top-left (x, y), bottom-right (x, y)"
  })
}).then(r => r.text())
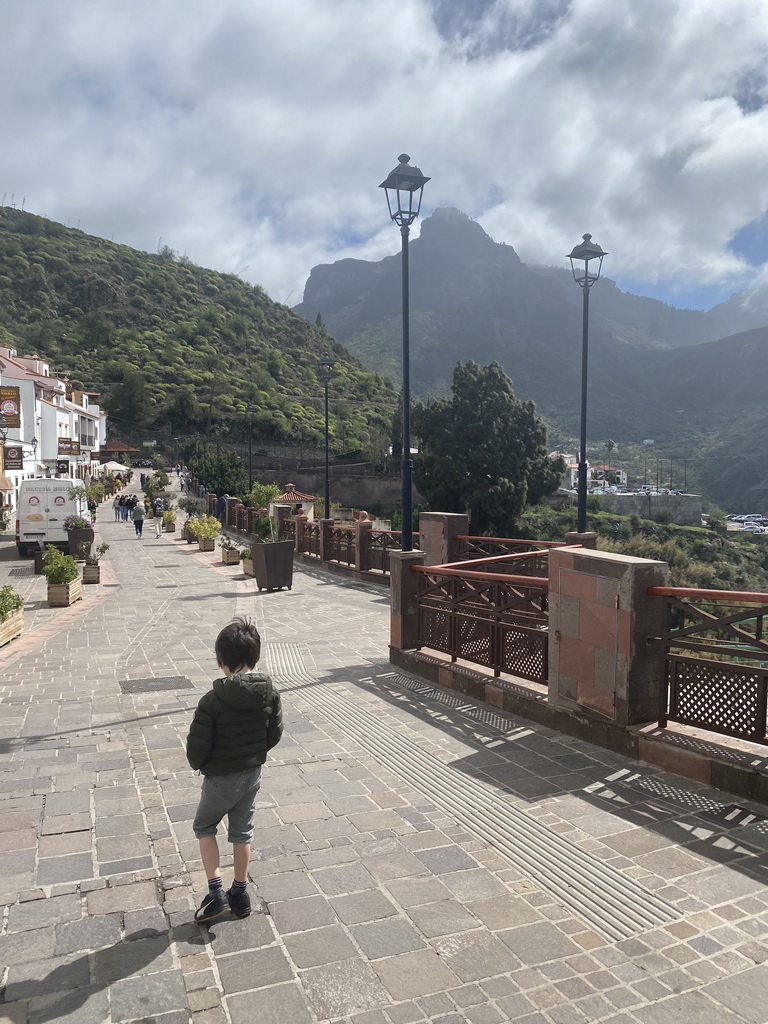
top-left (186, 617), bottom-right (283, 923)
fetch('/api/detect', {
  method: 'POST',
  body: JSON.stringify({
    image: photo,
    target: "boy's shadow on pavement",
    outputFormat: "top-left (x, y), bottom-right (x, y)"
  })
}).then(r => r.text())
top-left (7, 929), bottom-right (171, 1022)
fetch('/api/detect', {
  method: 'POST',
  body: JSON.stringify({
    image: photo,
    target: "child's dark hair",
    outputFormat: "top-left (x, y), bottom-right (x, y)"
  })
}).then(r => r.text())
top-left (215, 617), bottom-right (261, 672)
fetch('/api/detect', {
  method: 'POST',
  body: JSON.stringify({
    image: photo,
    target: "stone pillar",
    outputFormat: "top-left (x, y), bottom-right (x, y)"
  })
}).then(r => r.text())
top-left (389, 549), bottom-right (427, 651)
top-left (564, 531), bottom-right (598, 549)
top-left (548, 547), bottom-right (668, 726)
top-left (355, 521), bottom-right (372, 572)
top-left (319, 519), bottom-right (334, 563)
top-left (418, 512), bottom-right (470, 566)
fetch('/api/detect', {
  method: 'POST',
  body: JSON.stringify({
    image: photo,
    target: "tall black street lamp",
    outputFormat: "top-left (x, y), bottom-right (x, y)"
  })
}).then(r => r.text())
top-left (567, 233), bottom-right (607, 534)
top-left (380, 154), bottom-right (430, 551)
top-left (246, 405), bottom-right (254, 491)
top-left (318, 354), bottom-right (335, 519)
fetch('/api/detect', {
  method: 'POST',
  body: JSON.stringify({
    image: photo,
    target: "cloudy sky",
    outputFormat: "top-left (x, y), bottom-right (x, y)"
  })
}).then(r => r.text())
top-left (3, 0), bottom-right (768, 311)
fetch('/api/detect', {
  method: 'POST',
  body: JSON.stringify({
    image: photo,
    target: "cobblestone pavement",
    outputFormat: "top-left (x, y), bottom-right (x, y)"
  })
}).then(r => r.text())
top-left (1, 494), bottom-right (768, 1023)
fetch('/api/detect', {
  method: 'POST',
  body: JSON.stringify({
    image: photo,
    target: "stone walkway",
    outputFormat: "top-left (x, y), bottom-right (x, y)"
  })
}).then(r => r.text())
top-left (1, 491), bottom-right (768, 1023)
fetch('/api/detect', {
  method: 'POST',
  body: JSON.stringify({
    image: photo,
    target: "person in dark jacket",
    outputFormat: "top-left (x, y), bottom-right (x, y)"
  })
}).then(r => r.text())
top-left (186, 617), bottom-right (283, 923)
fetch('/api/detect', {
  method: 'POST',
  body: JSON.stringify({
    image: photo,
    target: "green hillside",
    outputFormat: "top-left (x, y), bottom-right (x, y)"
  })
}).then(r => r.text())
top-left (0, 207), bottom-right (396, 452)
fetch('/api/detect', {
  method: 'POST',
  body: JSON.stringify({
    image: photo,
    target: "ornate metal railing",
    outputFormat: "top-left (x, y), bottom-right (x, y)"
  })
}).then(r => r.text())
top-left (445, 549), bottom-right (554, 578)
top-left (304, 522), bottom-right (321, 557)
top-left (282, 520), bottom-right (296, 543)
top-left (455, 536), bottom-right (565, 577)
top-left (648, 586), bottom-right (768, 744)
top-left (366, 530), bottom-right (421, 574)
top-left (413, 565), bottom-right (549, 682)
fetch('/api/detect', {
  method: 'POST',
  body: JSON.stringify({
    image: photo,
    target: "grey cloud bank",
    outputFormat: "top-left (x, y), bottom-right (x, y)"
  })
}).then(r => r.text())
top-left (2, 0), bottom-right (768, 310)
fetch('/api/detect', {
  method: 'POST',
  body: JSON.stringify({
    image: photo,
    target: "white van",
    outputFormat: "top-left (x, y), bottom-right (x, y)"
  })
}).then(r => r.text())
top-left (16, 478), bottom-right (89, 556)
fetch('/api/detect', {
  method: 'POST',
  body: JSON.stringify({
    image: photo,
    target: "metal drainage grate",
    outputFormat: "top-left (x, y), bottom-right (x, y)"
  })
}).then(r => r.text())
top-left (697, 804), bottom-right (767, 829)
top-left (8, 567), bottom-right (34, 577)
top-left (119, 676), bottom-right (194, 694)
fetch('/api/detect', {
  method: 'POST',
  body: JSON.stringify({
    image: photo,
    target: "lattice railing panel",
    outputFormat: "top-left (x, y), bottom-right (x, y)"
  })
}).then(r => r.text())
top-left (666, 655), bottom-right (768, 742)
top-left (328, 527), bottom-right (355, 566)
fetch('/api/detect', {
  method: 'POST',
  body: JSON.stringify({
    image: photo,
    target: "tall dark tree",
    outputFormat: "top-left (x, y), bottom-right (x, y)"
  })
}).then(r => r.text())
top-left (413, 361), bottom-right (563, 535)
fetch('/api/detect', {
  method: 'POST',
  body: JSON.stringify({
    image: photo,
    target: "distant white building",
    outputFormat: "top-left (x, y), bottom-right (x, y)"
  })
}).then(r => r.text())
top-left (553, 454), bottom-right (628, 490)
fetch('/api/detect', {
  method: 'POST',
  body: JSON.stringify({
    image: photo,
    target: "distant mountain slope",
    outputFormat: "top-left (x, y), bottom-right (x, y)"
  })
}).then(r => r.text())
top-left (0, 207), bottom-right (395, 451)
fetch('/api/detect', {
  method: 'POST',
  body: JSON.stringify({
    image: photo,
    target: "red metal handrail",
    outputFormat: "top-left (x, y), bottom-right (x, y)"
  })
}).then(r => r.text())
top-left (454, 535), bottom-right (565, 547)
top-left (648, 586), bottom-right (768, 604)
top-left (413, 564), bottom-right (548, 586)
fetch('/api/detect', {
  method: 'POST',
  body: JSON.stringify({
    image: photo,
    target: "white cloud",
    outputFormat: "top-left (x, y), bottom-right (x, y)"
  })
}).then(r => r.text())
top-left (1, 0), bottom-right (768, 309)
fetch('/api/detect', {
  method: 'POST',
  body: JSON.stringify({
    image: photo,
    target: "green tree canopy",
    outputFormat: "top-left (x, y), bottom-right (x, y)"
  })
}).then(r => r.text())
top-left (413, 361), bottom-right (563, 535)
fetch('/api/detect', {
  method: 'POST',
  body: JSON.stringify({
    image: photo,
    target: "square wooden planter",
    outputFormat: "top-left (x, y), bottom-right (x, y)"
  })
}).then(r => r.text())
top-left (47, 578), bottom-right (83, 607)
top-left (221, 548), bottom-right (241, 565)
top-left (67, 528), bottom-right (94, 560)
top-left (252, 540), bottom-right (294, 592)
top-left (82, 565), bottom-right (101, 585)
top-left (0, 608), bottom-right (23, 647)
top-left (198, 538), bottom-right (216, 552)
top-left (243, 558), bottom-right (254, 577)
top-left (164, 523), bottom-right (176, 533)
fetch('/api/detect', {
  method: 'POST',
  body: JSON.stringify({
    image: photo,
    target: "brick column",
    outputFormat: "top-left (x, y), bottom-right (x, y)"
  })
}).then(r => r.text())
top-left (418, 512), bottom-right (469, 566)
top-left (355, 521), bottom-right (372, 572)
top-left (389, 550), bottom-right (427, 651)
top-left (548, 547), bottom-right (668, 726)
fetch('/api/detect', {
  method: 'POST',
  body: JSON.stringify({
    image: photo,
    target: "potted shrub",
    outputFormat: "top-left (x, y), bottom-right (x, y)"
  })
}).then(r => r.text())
top-left (178, 496), bottom-right (206, 541)
top-left (81, 542), bottom-right (109, 584)
top-left (250, 517), bottom-right (293, 592)
top-left (196, 513), bottom-right (221, 552)
top-left (163, 508), bottom-right (177, 533)
top-left (185, 517), bottom-right (200, 544)
top-left (219, 535), bottom-right (241, 566)
top-left (64, 514), bottom-right (94, 559)
top-left (0, 584), bottom-right (23, 647)
top-left (241, 548), bottom-right (254, 577)
top-left (43, 546), bottom-right (82, 606)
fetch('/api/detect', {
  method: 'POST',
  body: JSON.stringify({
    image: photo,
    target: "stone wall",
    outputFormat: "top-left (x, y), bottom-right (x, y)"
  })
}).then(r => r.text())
top-left (255, 470), bottom-right (423, 512)
top-left (598, 492), bottom-right (702, 526)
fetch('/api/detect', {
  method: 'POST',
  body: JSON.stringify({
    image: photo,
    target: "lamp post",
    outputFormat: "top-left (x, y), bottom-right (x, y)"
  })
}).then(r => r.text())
top-left (246, 405), bottom-right (254, 491)
top-left (318, 354), bottom-right (335, 519)
top-left (567, 233), bottom-right (607, 534)
top-left (380, 154), bottom-right (430, 552)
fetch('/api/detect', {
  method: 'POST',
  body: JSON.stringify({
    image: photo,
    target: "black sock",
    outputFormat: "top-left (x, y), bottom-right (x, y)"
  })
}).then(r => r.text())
top-left (208, 877), bottom-right (223, 893)
top-left (231, 879), bottom-right (247, 894)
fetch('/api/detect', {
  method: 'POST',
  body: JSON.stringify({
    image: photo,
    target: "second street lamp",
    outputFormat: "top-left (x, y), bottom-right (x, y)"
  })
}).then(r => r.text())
top-left (567, 233), bottom-right (608, 535)
top-left (318, 354), bottom-right (335, 520)
top-left (379, 154), bottom-right (430, 551)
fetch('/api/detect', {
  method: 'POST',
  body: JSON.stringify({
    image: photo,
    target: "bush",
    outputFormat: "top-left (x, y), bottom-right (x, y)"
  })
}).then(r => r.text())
top-left (42, 546), bottom-right (79, 584)
top-left (0, 584), bottom-right (23, 621)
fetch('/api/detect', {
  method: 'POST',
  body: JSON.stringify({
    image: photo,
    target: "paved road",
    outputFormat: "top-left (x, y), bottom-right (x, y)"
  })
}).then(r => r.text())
top-left (1, 492), bottom-right (768, 1023)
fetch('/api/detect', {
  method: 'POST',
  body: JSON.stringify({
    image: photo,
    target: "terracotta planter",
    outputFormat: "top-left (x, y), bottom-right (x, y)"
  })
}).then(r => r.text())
top-left (82, 565), bottom-right (101, 585)
top-left (243, 558), bottom-right (254, 577)
top-left (47, 578), bottom-right (83, 607)
top-left (67, 528), bottom-right (94, 560)
top-left (221, 547), bottom-right (241, 565)
top-left (198, 537), bottom-right (215, 552)
top-left (0, 608), bottom-right (23, 647)
top-left (252, 541), bottom-right (294, 592)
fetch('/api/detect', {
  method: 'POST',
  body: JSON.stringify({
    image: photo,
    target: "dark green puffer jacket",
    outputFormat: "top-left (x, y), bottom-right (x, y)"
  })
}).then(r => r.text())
top-left (186, 671), bottom-right (283, 775)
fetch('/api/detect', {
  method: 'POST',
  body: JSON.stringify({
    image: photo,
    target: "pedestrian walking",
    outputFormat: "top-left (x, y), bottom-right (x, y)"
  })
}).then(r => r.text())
top-left (152, 497), bottom-right (164, 539)
top-left (113, 495), bottom-right (121, 522)
top-left (132, 500), bottom-right (145, 537)
top-left (215, 494), bottom-right (228, 524)
top-left (186, 618), bottom-right (283, 923)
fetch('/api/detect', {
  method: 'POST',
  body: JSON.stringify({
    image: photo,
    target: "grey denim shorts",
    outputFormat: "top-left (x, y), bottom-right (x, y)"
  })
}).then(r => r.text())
top-left (192, 766), bottom-right (263, 844)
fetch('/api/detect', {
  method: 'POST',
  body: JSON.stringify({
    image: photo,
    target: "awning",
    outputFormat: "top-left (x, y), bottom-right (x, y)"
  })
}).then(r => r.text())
top-left (0, 475), bottom-right (14, 491)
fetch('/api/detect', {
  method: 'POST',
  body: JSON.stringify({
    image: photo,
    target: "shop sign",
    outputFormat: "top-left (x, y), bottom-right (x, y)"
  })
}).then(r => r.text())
top-left (3, 446), bottom-right (23, 470)
top-left (0, 387), bottom-right (21, 428)
top-left (58, 438), bottom-right (81, 456)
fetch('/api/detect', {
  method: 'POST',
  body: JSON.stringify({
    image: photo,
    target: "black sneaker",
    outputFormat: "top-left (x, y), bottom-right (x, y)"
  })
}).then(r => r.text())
top-left (227, 885), bottom-right (251, 919)
top-left (194, 888), bottom-right (230, 923)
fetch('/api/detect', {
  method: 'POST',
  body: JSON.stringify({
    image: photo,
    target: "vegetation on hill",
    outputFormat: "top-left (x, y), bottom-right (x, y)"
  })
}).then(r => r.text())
top-left (0, 207), bottom-right (396, 455)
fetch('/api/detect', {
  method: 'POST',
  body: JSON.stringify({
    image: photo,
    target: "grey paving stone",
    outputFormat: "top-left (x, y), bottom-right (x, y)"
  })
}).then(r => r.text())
top-left (205, 912), bottom-right (274, 954)
top-left (93, 932), bottom-right (174, 984)
top-left (217, 945), bottom-right (294, 992)
top-left (332, 889), bottom-right (399, 925)
top-left (498, 923), bottom-right (582, 965)
top-left (86, 880), bottom-right (159, 915)
top-left (228, 981), bottom-right (313, 1024)
top-left (414, 846), bottom-right (480, 874)
top-left (271, 894), bottom-right (337, 933)
top-left (313, 862), bottom-right (377, 895)
top-left (40, 813), bottom-right (92, 835)
top-left (352, 918), bottom-right (427, 958)
top-left (4, 951), bottom-right (91, 1001)
top-left (36, 853), bottom-right (94, 885)
top-left (633, 989), bottom-right (746, 1023)
top-left (27, 984), bottom-right (110, 1024)
top-left (383, 876), bottom-right (453, 908)
top-left (373, 948), bottom-right (460, 1000)
top-left (432, 930), bottom-right (521, 982)
top-left (0, 925), bottom-right (55, 967)
top-left (364, 852), bottom-right (431, 882)
top-left (55, 913), bottom-right (121, 955)
top-left (7, 894), bottom-right (82, 933)
top-left (257, 869), bottom-right (319, 901)
top-left (44, 791), bottom-right (90, 816)
top-left (109, 968), bottom-right (188, 1020)
top-left (301, 958), bottom-right (391, 1019)
top-left (703, 965), bottom-right (768, 1024)
top-left (283, 923), bottom-right (358, 967)
top-left (467, 895), bottom-right (543, 931)
top-left (439, 869), bottom-right (509, 902)
top-left (406, 900), bottom-right (481, 938)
